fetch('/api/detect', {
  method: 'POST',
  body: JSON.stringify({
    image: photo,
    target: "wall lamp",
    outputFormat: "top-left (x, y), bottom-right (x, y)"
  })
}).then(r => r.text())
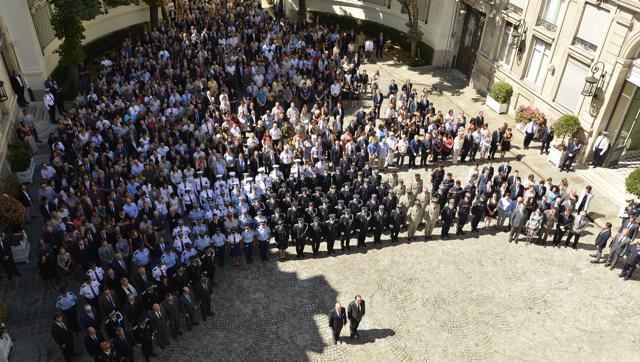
top-left (582, 61), bottom-right (606, 98)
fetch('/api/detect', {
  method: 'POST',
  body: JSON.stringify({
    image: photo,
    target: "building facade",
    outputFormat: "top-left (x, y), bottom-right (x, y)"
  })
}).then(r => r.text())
top-left (461, 0), bottom-right (640, 166)
top-left (283, 0), bottom-right (460, 67)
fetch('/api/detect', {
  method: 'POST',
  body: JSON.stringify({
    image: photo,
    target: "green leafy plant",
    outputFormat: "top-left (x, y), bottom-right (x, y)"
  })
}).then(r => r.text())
top-left (9, 141), bottom-right (32, 173)
top-left (0, 174), bottom-right (22, 199)
top-left (489, 81), bottom-right (513, 104)
top-left (554, 114), bottom-right (581, 143)
top-left (626, 167), bottom-right (640, 197)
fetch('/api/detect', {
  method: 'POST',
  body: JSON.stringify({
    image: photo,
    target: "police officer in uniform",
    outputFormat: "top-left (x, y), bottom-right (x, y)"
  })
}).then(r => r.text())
top-left (372, 205), bottom-right (387, 244)
top-left (274, 219), bottom-right (290, 261)
top-left (441, 199), bottom-right (457, 238)
top-left (355, 206), bottom-right (370, 248)
top-left (470, 195), bottom-right (486, 232)
top-left (324, 214), bottom-right (339, 254)
top-left (423, 199), bottom-right (441, 240)
top-left (309, 216), bottom-right (324, 256)
top-left (456, 193), bottom-right (472, 235)
top-left (241, 225), bottom-right (256, 264)
top-left (389, 205), bottom-right (404, 243)
top-left (293, 217), bottom-right (308, 258)
top-left (339, 210), bottom-right (354, 251)
top-left (256, 220), bottom-right (271, 261)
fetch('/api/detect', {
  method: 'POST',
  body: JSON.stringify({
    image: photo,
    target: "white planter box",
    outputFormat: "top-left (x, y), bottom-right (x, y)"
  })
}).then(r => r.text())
top-left (0, 334), bottom-right (12, 361)
top-left (10, 231), bottom-right (30, 264)
top-left (486, 94), bottom-right (508, 114)
top-left (15, 158), bottom-right (36, 184)
top-left (547, 146), bottom-right (563, 166)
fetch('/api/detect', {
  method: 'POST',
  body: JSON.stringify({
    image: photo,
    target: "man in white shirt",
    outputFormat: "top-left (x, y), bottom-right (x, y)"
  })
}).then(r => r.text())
top-left (44, 89), bottom-right (56, 123)
top-left (591, 131), bottom-right (609, 168)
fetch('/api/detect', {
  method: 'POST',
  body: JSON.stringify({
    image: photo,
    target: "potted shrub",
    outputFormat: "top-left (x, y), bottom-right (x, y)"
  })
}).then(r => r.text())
top-left (548, 114), bottom-right (581, 165)
top-left (626, 167), bottom-right (640, 199)
top-left (0, 194), bottom-right (29, 263)
top-left (486, 81), bottom-right (513, 114)
top-left (515, 106), bottom-right (547, 133)
top-left (9, 141), bottom-right (35, 183)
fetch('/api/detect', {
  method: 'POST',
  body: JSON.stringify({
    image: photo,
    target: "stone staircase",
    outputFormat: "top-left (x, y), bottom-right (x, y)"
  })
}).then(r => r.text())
top-left (25, 102), bottom-right (57, 147)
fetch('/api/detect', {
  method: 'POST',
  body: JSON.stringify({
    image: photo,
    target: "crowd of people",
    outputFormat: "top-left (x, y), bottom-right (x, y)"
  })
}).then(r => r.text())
top-left (0, 0), bottom-right (632, 361)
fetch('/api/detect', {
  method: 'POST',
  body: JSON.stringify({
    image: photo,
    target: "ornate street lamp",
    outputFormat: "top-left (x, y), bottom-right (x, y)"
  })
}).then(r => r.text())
top-left (582, 61), bottom-right (606, 98)
top-left (510, 19), bottom-right (527, 49)
top-left (0, 81), bottom-right (8, 102)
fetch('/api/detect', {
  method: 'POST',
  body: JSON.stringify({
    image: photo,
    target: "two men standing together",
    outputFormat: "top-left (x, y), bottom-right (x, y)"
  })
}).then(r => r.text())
top-left (329, 295), bottom-right (366, 345)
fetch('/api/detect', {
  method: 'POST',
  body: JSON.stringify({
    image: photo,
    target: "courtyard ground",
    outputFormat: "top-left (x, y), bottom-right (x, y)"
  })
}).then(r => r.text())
top-left (3, 60), bottom-right (637, 361)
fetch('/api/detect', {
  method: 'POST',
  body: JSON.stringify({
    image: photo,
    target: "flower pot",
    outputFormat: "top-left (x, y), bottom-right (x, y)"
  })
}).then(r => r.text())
top-left (547, 146), bottom-right (563, 166)
top-left (10, 231), bottom-right (30, 264)
top-left (0, 333), bottom-right (12, 361)
top-left (486, 94), bottom-right (508, 114)
top-left (15, 158), bottom-right (35, 184)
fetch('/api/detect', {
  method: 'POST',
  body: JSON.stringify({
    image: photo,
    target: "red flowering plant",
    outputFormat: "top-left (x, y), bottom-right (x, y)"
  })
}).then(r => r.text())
top-left (515, 106), bottom-right (547, 126)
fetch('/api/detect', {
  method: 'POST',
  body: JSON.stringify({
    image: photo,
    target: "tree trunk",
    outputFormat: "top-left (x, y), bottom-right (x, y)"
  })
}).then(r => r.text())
top-left (410, 40), bottom-right (417, 61)
top-left (67, 64), bottom-right (80, 97)
top-left (149, 4), bottom-right (159, 29)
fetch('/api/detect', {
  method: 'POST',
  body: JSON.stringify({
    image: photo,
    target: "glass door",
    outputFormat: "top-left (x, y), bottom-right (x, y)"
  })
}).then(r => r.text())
top-left (606, 82), bottom-right (640, 166)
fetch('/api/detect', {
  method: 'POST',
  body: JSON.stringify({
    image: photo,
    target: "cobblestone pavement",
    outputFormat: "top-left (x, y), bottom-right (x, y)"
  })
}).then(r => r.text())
top-left (158, 229), bottom-right (640, 361)
top-left (3, 59), bottom-right (635, 361)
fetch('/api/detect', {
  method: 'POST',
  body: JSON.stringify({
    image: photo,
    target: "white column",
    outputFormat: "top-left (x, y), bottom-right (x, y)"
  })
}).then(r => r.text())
top-left (0, 0), bottom-right (47, 90)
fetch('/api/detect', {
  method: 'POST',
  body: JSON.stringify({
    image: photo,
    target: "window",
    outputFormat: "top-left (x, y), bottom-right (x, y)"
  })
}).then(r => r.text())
top-left (526, 39), bottom-right (551, 86)
top-left (555, 58), bottom-right (589, 112)
top-left (541, 0), bottom-right (565, 25)
top-left (497, 22), bottom-right (516, 66)
top-left (574, 3), bottom-right (609, 52)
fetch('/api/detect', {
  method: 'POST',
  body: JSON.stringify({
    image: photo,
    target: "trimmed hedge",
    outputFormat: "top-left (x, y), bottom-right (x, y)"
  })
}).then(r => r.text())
top-left (554, 114), bottom-right (581, 140)
top-left (489, 81), bottom-right (513, 104)
top-left (310, 11), bottom-right (433, 67)
top-left (626, 167), bottom-right (640, 197)
top-left (9, 141), bottom-right (32, 173)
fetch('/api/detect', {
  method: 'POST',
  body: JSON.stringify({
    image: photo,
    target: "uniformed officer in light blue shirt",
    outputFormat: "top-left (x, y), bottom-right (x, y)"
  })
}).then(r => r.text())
top-left (189, 204), bottom-right (205, 223)
top-left (161, 249), bottom-right (178, 274)
top-left (193, 230), bottom-right (211, 253)
top-left (241, 225), bottom-right (256, 264)
top-left (256, 221), bottom-right (271, 261)
top-left (181, 243), bottom-right (197, 265)
top-left (239, 210), bottom-right (254, 230)
top-left (192, 219), bottom-right (207, 237)
top-left (56, 288), bottom-right (80, 331)
top-left (132, 245), bottom-right (150, 267)
top-left (211, 229), bottom-right (226, 266)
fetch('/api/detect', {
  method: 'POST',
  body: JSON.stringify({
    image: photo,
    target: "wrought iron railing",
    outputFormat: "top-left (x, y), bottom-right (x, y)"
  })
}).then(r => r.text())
top-left (536, 17), bottom-right (558, 32)
top-left (506, 3), bottom-right (524, 15)
top-left (573, 36), bottom-right (598, 53)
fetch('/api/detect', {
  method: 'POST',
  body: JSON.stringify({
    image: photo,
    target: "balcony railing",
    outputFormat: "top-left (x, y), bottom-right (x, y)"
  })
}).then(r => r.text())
top-left (362, 0), bottom-right (391, 8)
top-left (536, 18), bottom-right (558, 32)
top-left (573, 36), bottom-right (598, 53)
top-left (506, 3), bottom-right (524, 15)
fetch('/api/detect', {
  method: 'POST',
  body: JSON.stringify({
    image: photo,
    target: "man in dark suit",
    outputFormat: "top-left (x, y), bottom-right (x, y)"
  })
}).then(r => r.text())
top-left (591, 222), bottom-right (612, 263)
top-left (178, 287), bottom-right (199, 330)
top-left (40, 197), bottom-right (54, 220)
top-left (194, 276), bottom-right (213, 321)
top-left (553, 209), bottom-right (575, 247)
top-left (332, 102), bottom-right (344, 125)
top-left (84, 326), bottom-right (105, 359)
top-left (9, 72), bottom-right (28, 107)
top-left (112, 327), bottom-right (135, 362)
top-left (540, 125), bottom-right (554, 154)
top-left (620, 242), bottom-right (640, 280)
top-left (375, 32), bottom-right (385, 58)
top-left (347, 295), bottom-right (366, 339)
top-left (149, 303), bottom-right (171, 348)
top-left (51, 313), bottom-right (78, 361)
top-left (111, 254), bottom-right (129, 280)
top-left (98, 287), bottom-right (119, 319)
top-left (329, 302), bottom-right (347, 345)
top-left (372, 89), bottom-right (383, 119)
top-left (497, 161), bottom-right (512, 178)
top-left (17, 184), bottom-right (34, 223)
top-left (0, 234), bottom-right (21, 279)
top-left (79, 304), bottom-right (100, 331)
top-left (122, 294), bottom-right (145, 324)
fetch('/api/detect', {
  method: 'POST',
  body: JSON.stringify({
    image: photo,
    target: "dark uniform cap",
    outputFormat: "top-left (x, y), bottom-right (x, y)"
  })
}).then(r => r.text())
top-left (338, 199), bottom-right (345, 203)
top-left (329, 214), bottom-right (336, 218)
top-left (314, 186), bottom-right (322, 192)
top-left (301, 187), bottom-right (309, 192)
top-left (297, 217), bottom-right (304, 222)
top-left (465, 192), bottom-right (472, 198)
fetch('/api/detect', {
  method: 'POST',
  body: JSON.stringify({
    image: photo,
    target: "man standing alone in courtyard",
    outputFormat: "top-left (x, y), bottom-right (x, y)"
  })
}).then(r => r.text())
top-left (329, 302), bottom-right (347, 345)
top-left (348, 295), bottom-right (366, 339)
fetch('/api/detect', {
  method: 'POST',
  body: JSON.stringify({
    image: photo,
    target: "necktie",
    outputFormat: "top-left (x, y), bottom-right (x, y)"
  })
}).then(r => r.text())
top-left (108, 295), bottom-right (115, 308)
top-left (92, 335), bottom-right (97, 341)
